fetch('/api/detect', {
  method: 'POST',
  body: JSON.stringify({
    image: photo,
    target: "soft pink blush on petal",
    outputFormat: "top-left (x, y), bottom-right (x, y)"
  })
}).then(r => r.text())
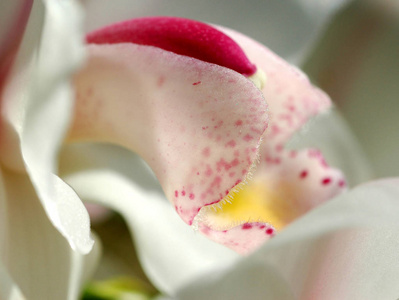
top-left (69, 43), bottom-right (268, 226)
top-left (219, 27), bottom-right (331, 151)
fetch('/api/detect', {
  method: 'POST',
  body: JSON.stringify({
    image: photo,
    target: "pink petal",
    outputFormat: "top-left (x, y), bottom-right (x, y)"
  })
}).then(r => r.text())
top-left (86, 17), bottom-right (257, 76)
top-left (219, 27), bottom-right (332, 150)
top-left (70, 43), bottom-right (268, 225)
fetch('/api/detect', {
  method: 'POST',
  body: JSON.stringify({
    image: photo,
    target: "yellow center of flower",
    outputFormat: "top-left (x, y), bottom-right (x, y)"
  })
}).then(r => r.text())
top-left (199, 177), bottom-right (301, 231)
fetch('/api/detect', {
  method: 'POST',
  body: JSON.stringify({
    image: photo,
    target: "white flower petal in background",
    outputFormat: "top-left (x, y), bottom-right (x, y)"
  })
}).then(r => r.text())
top-left (81, 0), bottom-right (352, 64)
top-left (174, 179), bottom-right (399, 300)
top-left (60, 144), bottom-right (240, 296)
top-left (0, 0), bottom-right (93, 254)
top-left (0, 168), bottom-right (101, 300)
top-left (303, 1), bottom-right (399, 178)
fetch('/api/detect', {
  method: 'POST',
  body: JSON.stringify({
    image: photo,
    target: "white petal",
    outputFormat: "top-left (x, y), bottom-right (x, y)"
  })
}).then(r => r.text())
top-left (0, 0), bottom-right (93, 253)
top-left (60, 143), bottom-right (240, 296)
top-left (304, 2), bottom-right (399, 178)
top-left (175, 179), bottom-right (399, 299)
top-left (0, 168), bottom-right (101, 300)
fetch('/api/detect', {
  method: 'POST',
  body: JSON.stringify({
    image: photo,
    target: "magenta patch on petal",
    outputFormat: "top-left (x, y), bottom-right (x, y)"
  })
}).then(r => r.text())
top-left (86, 17), bottom-right (257, 76)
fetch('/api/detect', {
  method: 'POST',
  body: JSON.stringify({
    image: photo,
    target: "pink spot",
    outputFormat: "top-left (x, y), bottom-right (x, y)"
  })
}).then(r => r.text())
top-left (322, 178), bottom-right (332, 185)
top-left (234, 150), bottom-right (240, 157)
top-left (275, 144), bottom-right (283, 152)
top-left (259, 225), bottom-right (266, 229)
top-left (243, 134), bottom-right (253, 142)
top-left (157, 76), bottom-right (165, 87)
top-left (235, 120), bottom-right (243, 126)
top-left (242, 223), bottom-right (252, 230)
top-left (338, 179), bottom-right (346, 187)
top-left (175, 190), bottom-right (179, 197)
top-left (181, 190), bottom-right (186, 196)
top-left (205, 165), bottom-right (213, 177)
top-left (202, 147), bottom-right (211, 157)
top-left (202, 126), bottom-right (209, 130)
top-left (231, 158), bottom-right (240, 167)
top-left (196, 172), bottom-right (200, 175)
top-left (228, 171), bottom-right (236, 178)
top-left (235, 179), bottom-right (242, 185)
top-left (226, 140), bottom-right (236, 147)
top-left (266, 228), bottom-right (274, 235)
top-left (189, 193), bottom-right (195, 200)
top-left (299, 170), bottom-right (308, 179)
top-left (192, 81), bottom-right (201, 85)
top-left (214, 120), bottom-right (224, 129)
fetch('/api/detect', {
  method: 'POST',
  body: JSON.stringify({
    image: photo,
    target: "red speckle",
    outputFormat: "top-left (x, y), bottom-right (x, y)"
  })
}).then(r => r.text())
top-left (299, 170), bottom-right (308, 179)
top-left (192, 81), bottom-right (201, 85)
top-left (196, 172), bottom-right (200, 175)
top-left (235, 120), bottom-right (243, 126)
top-left (322, 178), bottom-right (332, 185)
top-left (225, 140), bottom-right (236, 147)
top-left (175, 190), bottom-right (179, 197)
top-left (205, 165), bottom-right (213, 177)
top-left (202, 126), bottom-right (209, 130)
top-left (214, 120), bottom-right (224, 129)
top-left (259, 225), bottom-right (266, 229)
top-left (181, 190), bottom-right (186, 196)
top-left (338, 179), bottom-right (346, 187)
top-left (189, 193), bottom-right (195, 200)
top-left (202, 147), bottom-right (211, 157)
top-left (266, 228), bottom-right (274, 235)
top-left (235, 179), bottom-right (242, 185)
top-left (231, 158), bottom-right (240, 167)
top-left (243, 134), bottom-right (253, 141)
top-left (242, 223), bottom-right (252, 230)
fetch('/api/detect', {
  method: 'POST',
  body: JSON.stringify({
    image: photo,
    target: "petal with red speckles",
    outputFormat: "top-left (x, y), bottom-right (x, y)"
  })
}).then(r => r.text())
top-left (219, 26), bottom-right (332, 151)
top-left (70, 42), bottom-right (268, 226)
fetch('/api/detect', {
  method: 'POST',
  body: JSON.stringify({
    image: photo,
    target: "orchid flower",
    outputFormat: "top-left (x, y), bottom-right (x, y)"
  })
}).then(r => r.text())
top-left (59, 6), bottom-right (399, 300)
top-left (0, 0), bottom-right (99, 299)
top-left (62, 3), bottom-right (399, 299)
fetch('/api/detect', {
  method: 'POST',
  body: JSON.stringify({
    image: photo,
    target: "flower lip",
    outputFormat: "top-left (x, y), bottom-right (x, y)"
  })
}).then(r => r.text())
top-left (86, 16), bottom-right (257, 77)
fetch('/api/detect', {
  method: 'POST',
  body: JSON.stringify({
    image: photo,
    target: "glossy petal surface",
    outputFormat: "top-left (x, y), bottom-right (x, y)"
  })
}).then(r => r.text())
top-left (0, 169), bottom-right (100, 300)
top-left (0, 0), bottom-right (92, 253)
